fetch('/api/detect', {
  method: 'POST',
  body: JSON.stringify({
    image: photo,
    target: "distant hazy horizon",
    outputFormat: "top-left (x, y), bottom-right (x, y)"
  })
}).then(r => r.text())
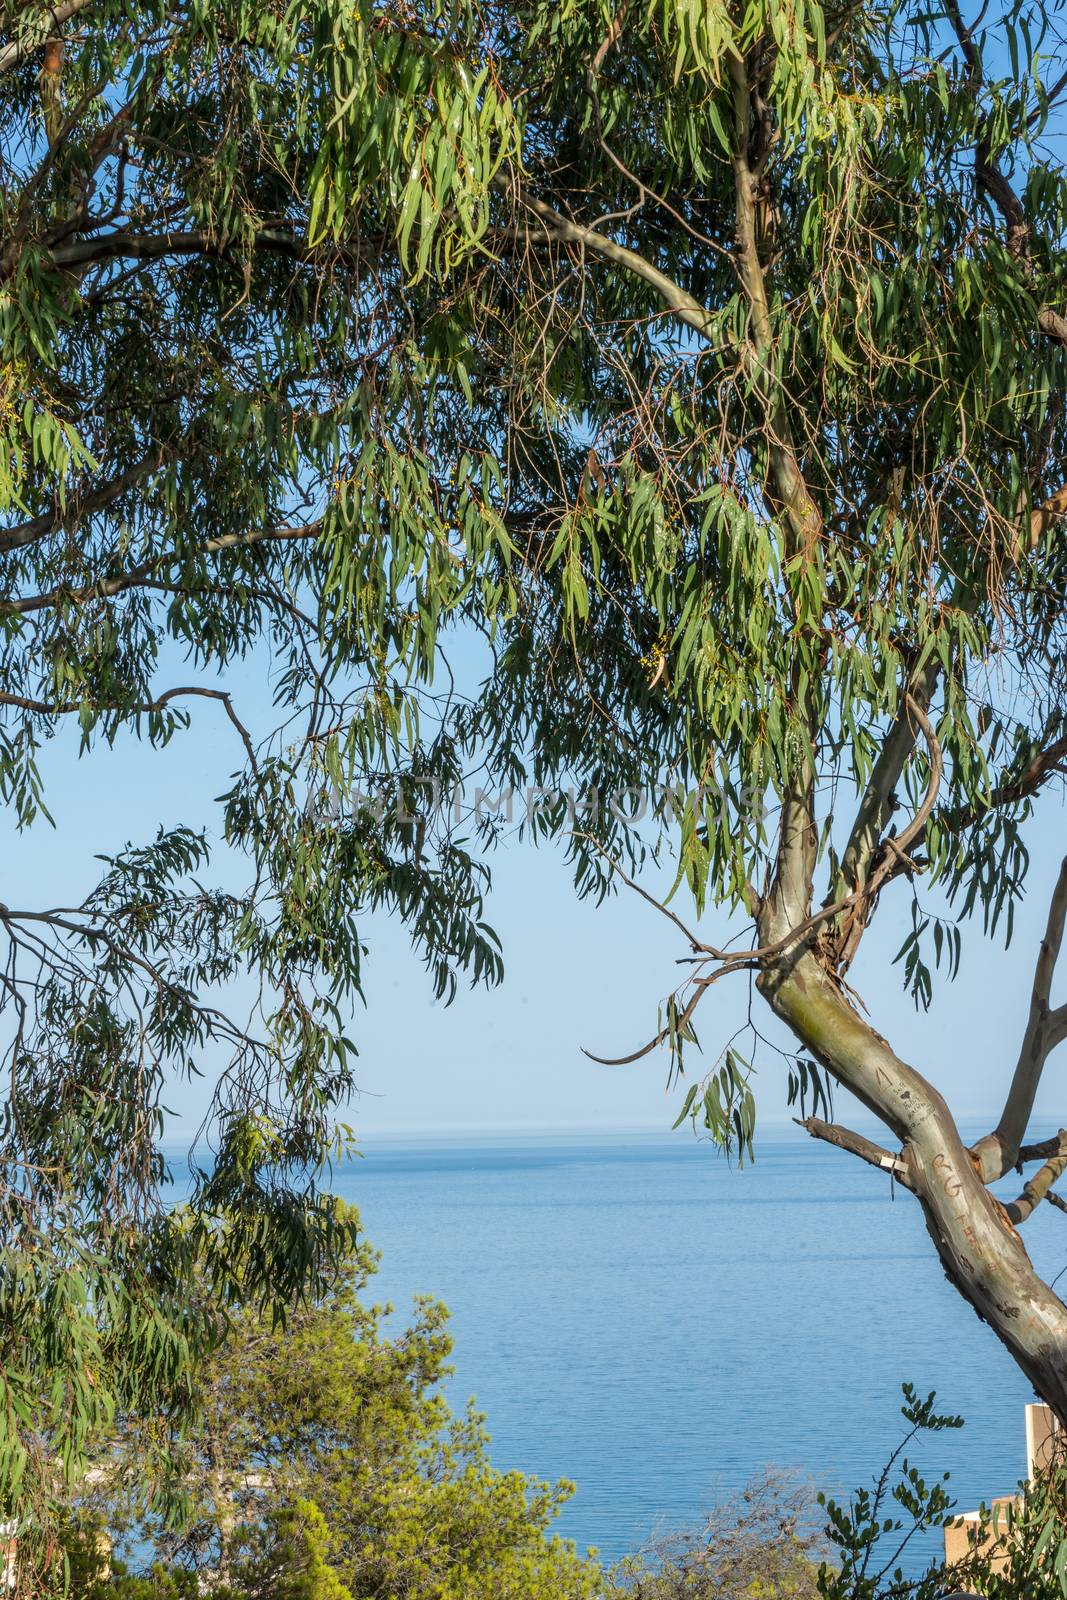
top-left (159, 1108), bottom-right (1012, 1144)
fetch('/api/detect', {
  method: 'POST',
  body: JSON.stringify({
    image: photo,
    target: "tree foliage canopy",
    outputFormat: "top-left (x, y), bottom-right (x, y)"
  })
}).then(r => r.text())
top-left (2, 0), bottom-right (1067, 1555)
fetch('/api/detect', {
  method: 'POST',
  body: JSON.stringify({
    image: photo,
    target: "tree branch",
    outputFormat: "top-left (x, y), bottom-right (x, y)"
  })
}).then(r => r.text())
top-left (972, 857), bottom-right (1067, 1182)
top-left (796, 1115), bottom-right (912, 1185)
top-left (759, 943), bottom-right (1067, 1419)
top-left (727, 48), bottom-right (821, 566)
top-left (582, 957), bottom-right (758, 1066)
top-left (834, 693), bottom-right (943, 969)
top-left (2, 519), bottom-right (322, 616)
top-left (950, 728), bottom-right (1067, 835)
top-left (0, 451), bottom-right (161, 555)
top-left (1019, 1131), bottom-right (1067, 1166)
top-left (504, 183), bottom-right (716, 342)
top-left (728, 45), bottom-right (825, 948)
top-left (1004, 1132), bottom-right (1067, 1224)
top-left (47, 226), bottom-right (335, 271)
top-left (0, 684), bottom-right (259, 770)
top-left (836, 662), bottom-right (941, 919)
top-left (588, 1), bottom-right (630, 79)
top-left (0, 0), bottom-right (94, 75)
top-left (943, 0), bottom-right (1030, 255)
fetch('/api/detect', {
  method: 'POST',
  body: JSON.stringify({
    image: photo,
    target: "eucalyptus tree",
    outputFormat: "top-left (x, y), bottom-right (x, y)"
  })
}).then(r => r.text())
top-left (455, 0), bottom-right (1067, 1431)
top-left (2, 0), bottom-right (1067, 1573)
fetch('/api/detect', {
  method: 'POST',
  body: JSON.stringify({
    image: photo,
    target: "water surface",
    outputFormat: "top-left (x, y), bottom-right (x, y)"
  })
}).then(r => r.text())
top-left (331, 1126), bottom-right (1063, 1565)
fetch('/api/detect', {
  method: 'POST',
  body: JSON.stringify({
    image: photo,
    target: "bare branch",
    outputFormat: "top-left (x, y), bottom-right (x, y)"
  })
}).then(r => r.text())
top-left (836, 693), bottom-right (943, 969)
top-left (836, 662), bottom-right (940, 916)
top-left (796, 1115), bottom-right (912, 1186)
top-left (1005, 1131), bottom-right (1067, 1224)
top-left (0, 683), bottom-right (259, 771)
top-left (571, 832), bottom-right (706, 951)
top-left (582, 959), bottom-right (757, 1066)
top-left (48, 225), bottom-right (332, 271)
top-left (1020, 1131), bottom-right (1067, 1165)
top-left (581, 880), bottom-right (903, 1067)
top-left (881, 697), bottom-right (943, 857)
top-left (973, 857), bottom-right (1067, 1182)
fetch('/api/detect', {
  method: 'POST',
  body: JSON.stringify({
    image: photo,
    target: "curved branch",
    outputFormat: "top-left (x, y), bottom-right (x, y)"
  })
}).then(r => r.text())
top-left (836, 693), bottom-right (943, 968)
top-left (836, 662), bottom-right (940, 911)
top-left (501, 181), bottom-right (716, 342)
top-left (973, 857), bottom-right (1067, 1182)
top-left (0, 683), bottom-right (259, 770)
top-left (884, 696), bottom-right (943, 855)
top-left (582, 960), bottom-right (756, 1066)
top-left (581, 881), bottom-right (891, 1067)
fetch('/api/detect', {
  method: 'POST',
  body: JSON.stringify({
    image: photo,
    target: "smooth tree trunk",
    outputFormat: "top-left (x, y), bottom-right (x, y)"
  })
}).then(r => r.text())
top-left (759, 947), bottom-right (1067, 1423)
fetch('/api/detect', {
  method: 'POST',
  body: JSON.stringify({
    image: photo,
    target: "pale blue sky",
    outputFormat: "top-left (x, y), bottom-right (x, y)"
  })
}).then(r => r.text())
top-left (2, 634), bottom-right (1064, 1145)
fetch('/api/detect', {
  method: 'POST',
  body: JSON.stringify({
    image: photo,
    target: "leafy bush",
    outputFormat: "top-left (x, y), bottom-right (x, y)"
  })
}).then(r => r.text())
top-left (815, 1385), bottom-right (965, 1600)
top-left (952, 1445), bottom-right (1067, 1600)
top-left (63, 1337), bottom-right (1067, 1600)
top-left (65, 1207), bottom-right (598, 1600)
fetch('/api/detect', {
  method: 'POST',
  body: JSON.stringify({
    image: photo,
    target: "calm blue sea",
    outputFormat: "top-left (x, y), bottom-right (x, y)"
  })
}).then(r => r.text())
top-left (325, 1125), bottom-right (1066, 1567)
